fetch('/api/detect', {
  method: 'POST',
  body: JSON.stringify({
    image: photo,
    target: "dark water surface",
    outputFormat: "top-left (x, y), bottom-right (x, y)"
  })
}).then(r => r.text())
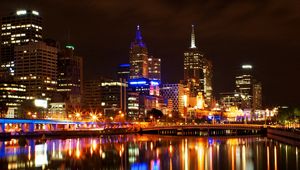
top-left (0, 135), bottom-right (299, 170)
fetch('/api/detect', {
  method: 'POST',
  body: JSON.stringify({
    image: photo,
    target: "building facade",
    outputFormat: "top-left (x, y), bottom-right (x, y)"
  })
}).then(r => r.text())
top-left (14, 41), bottom-right (57, 101)
top-left (0, 9), bottom-right (43, 76)
top-left (100, 80), bottom-right (127, 116)
top-left (0, 80), bottom-right (26, 118)
top-left (148, 57), bottom-right (161, 81)
top-left (56, 44), bottom-right (83, 109)
top-left (252, 82), bottom-right (262, 110)
top-left (82, 80), bottom-right (101, 110)
top-left (117, 63), bottom-right (130, 82)
top-left (160, 84), bottom-right (185, 114)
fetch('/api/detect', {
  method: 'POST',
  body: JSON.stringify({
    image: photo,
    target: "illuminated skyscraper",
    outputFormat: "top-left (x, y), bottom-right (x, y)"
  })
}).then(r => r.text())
top-left (183, 25), bottom-right (213, 106)
top-left (235, 64), bottom-right (262, 109)
top-left (117, 63), bottom-right (130, 82)
top-left (148, 56), bottom-right (161, 81)
top-left (56, 44), bottom-right (83, 107)
top-left (129, 25), bottom-right (148, 79)
top-left (14, 41), bottom-right (57, 101)
top-left (100, 80), bottom-right (127, 116)
top-left (252, 82), bottom-right (262, 110)
top-left (0, 10), bottom-right (43, 76)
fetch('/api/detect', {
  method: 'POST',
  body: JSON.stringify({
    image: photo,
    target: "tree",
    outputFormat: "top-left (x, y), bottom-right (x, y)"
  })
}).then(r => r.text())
top-left (0, 101), bottom-right (8, 118)
top-left (148, 108), bottom-right (163, 119)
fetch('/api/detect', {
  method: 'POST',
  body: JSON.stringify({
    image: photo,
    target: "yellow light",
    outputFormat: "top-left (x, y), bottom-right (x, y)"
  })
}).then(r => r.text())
top-left (183, 95), bottom-right (187, 107)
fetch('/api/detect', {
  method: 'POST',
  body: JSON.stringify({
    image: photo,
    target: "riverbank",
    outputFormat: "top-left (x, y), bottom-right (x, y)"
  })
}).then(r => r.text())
top-left (267, 128), bottom-right (300, 146)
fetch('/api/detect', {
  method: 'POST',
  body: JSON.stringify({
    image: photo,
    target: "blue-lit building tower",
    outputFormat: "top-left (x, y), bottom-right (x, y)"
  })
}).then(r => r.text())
top-left (129, 25), bottom-right (148, 79)
top-left (127, 26), bottom-right (161, 120)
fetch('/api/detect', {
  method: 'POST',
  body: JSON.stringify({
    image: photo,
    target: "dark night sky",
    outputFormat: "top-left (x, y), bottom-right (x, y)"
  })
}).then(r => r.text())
top-left (1, 0), bottom-right (299, 106)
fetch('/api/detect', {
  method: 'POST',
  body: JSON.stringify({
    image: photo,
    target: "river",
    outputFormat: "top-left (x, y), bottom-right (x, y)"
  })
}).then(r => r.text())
top-left (0, 135), bottom-right (298, 170)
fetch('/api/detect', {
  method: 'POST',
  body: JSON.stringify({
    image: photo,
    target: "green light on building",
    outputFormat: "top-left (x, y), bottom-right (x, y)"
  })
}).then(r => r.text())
top-left (65, 45), bottom-right (75, 50)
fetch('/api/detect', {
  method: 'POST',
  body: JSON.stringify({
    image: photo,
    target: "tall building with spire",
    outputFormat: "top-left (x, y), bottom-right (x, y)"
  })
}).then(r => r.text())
top-left (183, 25), bottom-right (213, 106)
top-left (129, 25), bottom-right (148, 79)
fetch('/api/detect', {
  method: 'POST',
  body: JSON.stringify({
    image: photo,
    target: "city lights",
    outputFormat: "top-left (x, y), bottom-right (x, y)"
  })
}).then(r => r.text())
top-left (16, 10), bottom-right (27, 15)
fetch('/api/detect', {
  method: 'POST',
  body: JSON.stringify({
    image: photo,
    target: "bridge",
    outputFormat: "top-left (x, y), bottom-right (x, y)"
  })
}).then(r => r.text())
top-left (0, 118), bottom-right (130, 133)
top-left (141, 124), bottom-right (267, 136)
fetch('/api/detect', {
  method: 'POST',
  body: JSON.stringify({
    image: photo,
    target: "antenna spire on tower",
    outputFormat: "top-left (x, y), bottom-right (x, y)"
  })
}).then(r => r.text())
top-left (190, 24), bottom-right (196, 48)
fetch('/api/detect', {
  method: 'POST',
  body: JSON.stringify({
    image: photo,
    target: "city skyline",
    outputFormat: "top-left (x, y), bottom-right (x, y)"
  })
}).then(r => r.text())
top-left (0, 0), bottom-right (299, 106)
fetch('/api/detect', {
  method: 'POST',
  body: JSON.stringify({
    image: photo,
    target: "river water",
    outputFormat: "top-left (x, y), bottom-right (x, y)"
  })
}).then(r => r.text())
top-left (0, 135), bottom-right (299, 170)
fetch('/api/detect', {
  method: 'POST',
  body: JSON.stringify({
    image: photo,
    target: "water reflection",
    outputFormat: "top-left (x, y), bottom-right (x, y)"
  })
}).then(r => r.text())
top-left (0, 135), bottom-right (299, 169)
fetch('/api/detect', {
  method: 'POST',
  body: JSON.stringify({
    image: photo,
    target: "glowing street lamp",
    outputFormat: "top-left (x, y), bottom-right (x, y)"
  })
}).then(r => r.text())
top-left (75, 112), bottom-right (80, 118)
top-left (91, 115), bottom-right (98, 121)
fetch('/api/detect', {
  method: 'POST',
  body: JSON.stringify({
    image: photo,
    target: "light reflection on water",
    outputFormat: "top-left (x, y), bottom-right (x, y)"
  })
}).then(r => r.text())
top-left (0, 135), bottom-right (299, 170)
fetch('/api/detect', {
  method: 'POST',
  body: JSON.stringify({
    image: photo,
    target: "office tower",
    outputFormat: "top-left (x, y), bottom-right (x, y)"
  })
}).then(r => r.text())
top-left (14, 42), bottom-right (57, 101)
top-left (57, 44), bottom-right (83, 107)
top-left (252, 82), bottom-right (262, 110)
top-left (148, 56), bottom-right (161, 81)
top-left (117, 63), bottom-right (130, 82)
top-left (183, 25), bottom-right (213, 105)
top-left (235, 64), bottom-right (253, 108)
top-left (129, 25), bottom-right (148, 79)
top-left (82, 80), bottom-right (101, 110)
top-left (161, 84), bottom-right (185, 114)
top-left (235, 64), bottom-right (264, 110)
top-left (0, 10), bottom-right (43, 76)
top-left (100, 80), bottom-right (127, 116)
top-left (0, 79), bottom-right (26, 118)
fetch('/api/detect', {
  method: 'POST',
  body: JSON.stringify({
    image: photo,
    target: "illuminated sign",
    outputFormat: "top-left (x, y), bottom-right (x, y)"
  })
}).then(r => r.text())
top-left (34, 99), bottom-right (48, 108)
top-left (119, 63), bottom-right (130, 67)
top-left (128, 78), bottom-right (149, 86)
top-left (16, 10), bottom-right (27, 15)
top-left (129, 81), bottom-right (147, 85)
top-left (150, 80), bottom-right (160, 86)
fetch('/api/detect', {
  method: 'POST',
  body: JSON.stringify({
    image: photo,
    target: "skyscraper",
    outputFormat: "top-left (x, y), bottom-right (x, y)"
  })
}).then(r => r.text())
top-left (56, 44), bottom-right (83, 107)
top-left (127, 26), bottom-right (162, 119)
top-left (117, 63), bottom-right (130, 82)
top-left (235, 64), bottom-right (262, 109)
top-left (252, 82), bottom-right (262, 110)
top-left (100, 80), bottom-right (127, 116)
top-left (129, 25), bottom-right (148, 79)
top-left (148, 56), bottom-right (161, 81)
top-left (0, 10), bottom-right (43, 76)
top-left (183, 25), bottom-right (213, 106)
top-left (14, 42), bottom-right (57, 101)
top-left (235, 64), bottom-right (253, 109)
